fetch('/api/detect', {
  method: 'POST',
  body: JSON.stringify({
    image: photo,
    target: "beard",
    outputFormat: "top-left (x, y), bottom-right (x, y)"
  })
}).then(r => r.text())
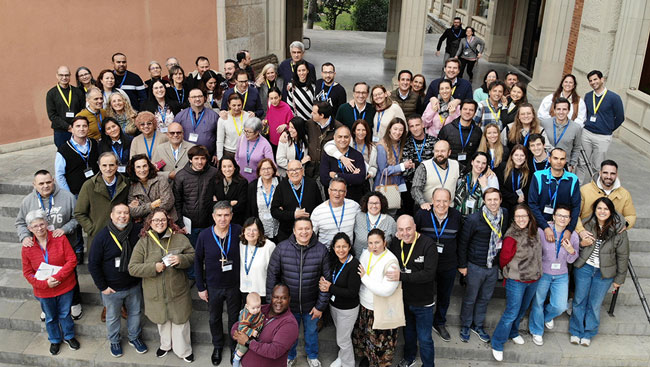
top-left (435, 156), bottom-right (448, 166)
top-left (114, 221), bottom-right (128, 230)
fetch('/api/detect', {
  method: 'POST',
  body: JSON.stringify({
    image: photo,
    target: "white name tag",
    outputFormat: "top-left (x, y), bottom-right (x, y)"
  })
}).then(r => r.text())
top-left (544, 206), bottom-right (554, 215)
top-left (551, 263), bottom-right (561, 270)
top-left (466, 198), bottom-right (476, 209)
top-left (47, 225), bottom-right (55, 231)
top-left (414, 256), bottom-right (424, 263)
top-left (117, 166), bottom-right (126, 173)
top-left (189, 133), bottom-right (199, 142)
top-left (372, 136), bottom-right (380, 143)
top-left (463, 50), bottom-right (469, 56)
top-left (84, 169), bottom-right (94, 178)
top-left (516, 189), bottom-right (524, 197)
top-left (162, 254), bottom-right (173, 267)
top-left (330, 295), bottom-right (336, 302)
top-left (222, 263), bottom-right (233, 272)
top-left (65, 112), bottom-right (75, 118)
top-left (115, 258), bottom-right (121, 268)
top-left (404, 268), bottom-right (412, 274)
top-left (457, 153), bottom-right (467, 161)
top-left (589, 116), bottom-right (597, 122)
top-left (160, 127), bottom-right (168, 133)
top-left (438, 246), bottom-right (443, 253)
top-left (244, 167), bottom-right (253, 173)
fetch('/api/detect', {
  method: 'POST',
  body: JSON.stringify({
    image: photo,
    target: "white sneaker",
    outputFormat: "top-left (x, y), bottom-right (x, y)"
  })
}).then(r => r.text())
top-left (580, 338), bottom-right (591, 347)
top-left (545, 319), bottom-right (555, 329)
top-left (71, 304), bottom-right (83, 320)
top-left (492, 348), bottom-right (503, 361)
top-left (40, 311), bottom-right (46, 322)
top-left (532, 334), bottom-right (544, 346)
top-left (307, 358), bottom-right (322, 367)
top-left (287, 359), bottom-right (296, 367)
top-left (329, 358), bottom-right (342, 367)
top-left (570, 335), bottom-right (580, 344)
top-left (511, 335), bottom-right (525, 345)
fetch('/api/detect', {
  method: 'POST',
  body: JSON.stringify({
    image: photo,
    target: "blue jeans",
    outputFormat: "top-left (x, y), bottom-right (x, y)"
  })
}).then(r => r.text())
top-left (36, 289), bottom-right (75, 344)
top-left (288, 312), bottom-right (319, 360)
top-left (53, 130), bottom-right (71, 148)
top-left (460, 262), bottom-right (498, 328)
top-left (569, 264), bottom-right (613, 339)
top-left (185, 227), bottom-right (205, 280)
top-left (491, 279), bottom-right (538, 351)
top-left (404, 304), bottom-right (435, 367)
top-left (529, 273), bottom-right (569, 336)
top-left (101, 285), bottom-right (143, 343)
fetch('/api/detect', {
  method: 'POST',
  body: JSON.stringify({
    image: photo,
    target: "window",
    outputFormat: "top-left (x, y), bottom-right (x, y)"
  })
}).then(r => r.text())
top-left (640, 34), bottom-right (650, 95)
top-left (476, 0), bottom-right (490, 18)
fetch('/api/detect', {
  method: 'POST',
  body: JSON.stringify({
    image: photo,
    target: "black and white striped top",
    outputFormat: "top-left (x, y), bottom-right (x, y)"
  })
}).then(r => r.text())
top-left (288, 84), bottom-right (315, 121)
top-left (586, 239), bottom-right (602, 268)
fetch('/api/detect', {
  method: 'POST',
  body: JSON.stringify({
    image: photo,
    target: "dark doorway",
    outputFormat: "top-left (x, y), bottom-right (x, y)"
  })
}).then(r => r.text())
top-left (519, 0), bottom-right (545, 76)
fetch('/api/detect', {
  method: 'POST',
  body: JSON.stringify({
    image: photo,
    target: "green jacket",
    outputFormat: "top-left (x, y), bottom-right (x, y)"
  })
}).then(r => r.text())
top-left (574, 218), bottom-right (629, 285)
top-left (128, 231), bottom-right (195, 325)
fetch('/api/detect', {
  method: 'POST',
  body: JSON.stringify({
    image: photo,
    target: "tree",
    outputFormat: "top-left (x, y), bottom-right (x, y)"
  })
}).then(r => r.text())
top-left (353, 0), bottom-right (389, 31)
top-left (321, 0), bottom-right (354, 30)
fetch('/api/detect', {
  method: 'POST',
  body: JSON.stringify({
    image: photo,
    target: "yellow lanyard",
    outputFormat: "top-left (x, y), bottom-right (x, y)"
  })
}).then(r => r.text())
top-left (57, 85), bottom-right (72, 110)
top-left (367, 250), bottom-right (388, 275)
top-left (147, 230), bottom-right (171, 254)
top-left (400, 233), bottom-right (419, 267)
top-left (485, 100), bottom-right (501, 121)
top-left (109, 232), bottom-right (123, 251)
top-left (232, 114), bottom-right (243, 136)
top-left (592, 89), bottom-right (608, 115)
top-left (439, 113), bottom-right (446, 125)
top-left (482, 212), bottom-right (503, 239)
top-left (242, 90), bottom-right (249, 107)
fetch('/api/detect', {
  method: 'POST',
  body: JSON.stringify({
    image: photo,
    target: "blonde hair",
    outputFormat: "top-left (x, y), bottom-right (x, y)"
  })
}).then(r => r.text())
top-left (478, 123), bottom-right (504, 167)
top-left (507, 103), bottom-right (542, 145)
top-left (106, 93), bottom-right (137, 133)
top-left (504, 144), bottom-right (530, 187)
top-left (256, 63), bottom-right (277, 87)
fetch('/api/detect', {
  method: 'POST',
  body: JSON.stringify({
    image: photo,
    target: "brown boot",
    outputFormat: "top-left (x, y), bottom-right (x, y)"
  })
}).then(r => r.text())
top-left (121, 305), bottom-right (128, 319)
top-left (101, 307), bottom-right (106, 322)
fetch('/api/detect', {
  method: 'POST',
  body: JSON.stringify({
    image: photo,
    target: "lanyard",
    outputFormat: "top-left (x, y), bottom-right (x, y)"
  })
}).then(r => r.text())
top-left (366, 213), bottom-right (382, 232)
top-left (482, 212), bottom-right (503, 238)
top-left (592, 89), bottom-right (608, 115)
top-left (523, 131), bottom-right (530, 146)
top-left (432, 161), bottom-right (449, 186)
top-left (212, 225), bottom-right (232, 259)
top-left (552, 226), bottom-right (565, 259)
top-left (354, 141), bottom-right (366, 156)
top-left (117, 70), bottom-right (128, 88)
top-left (70, 139), bottom-right (90, 167)
top-left (375, 111), bottom-right (385, 135)
top-left (262, 184), bottom-right (275, 209)
top-left (392, 145), bottom-right (401, 163)
top-left (533, 158), bottom-right (549, 172)
top-left (485, 100), bottom-right (501, 121)
top-left (512, 171), bottom-right (521, 192)
top-left (291, 178), bottom-right (304, 207)
top-left (439, 113), bottom-right (447, 126)
top-left (266, 80), bottom-right (272, 89)
top-left (452, 27), bottom-right (462, 38)
top-left (353, 107), bottom-right (366, 121)
top-left (430, 214), bottom-right (449, 242)
top-left (294, 142), bottom-right (304, 160)
top-left (174, 88), bottom-right (185, 104)
top-left (246, 137), bottom-right (260, 165)
top-left (57, 85), bottom-right (72, 110)
top-left (332, 255), bottom-right (352, 283)
top-left (232, 114), bottom-right (243, 136)
top-left (147, 229), bottom-right (171, 254)
top-left (328, 201), bottom-right (345, 232)
top-left (320, 81), bottom-right (333, 101)
top-left (547, 174), bottom-right (561, 208)
top-left (37, 241), bottom-right (49, 264)
top-left (458, 122), bottom-right (474, 152)
top-left (400, 233), bottom-right (419, 267)
top-left (243, 244), bottom-right (259, 275)
top-left (337, 150), bottom-right (349, 172)
top-left (191, 109), bottom-right (205, 131)
top-left (465, 37), bottom-right (474, 48)
top-left (240, 90), bottom-right (249, 107)
top-left (111, 142), bottom-right (124, 162)
top-left (89, 108), bottom-right (103, 132)
top-left (144, 131), bottom-right (156, 159)
top-left (553, 119), bottom-right (569, 146)
top-left (157, 104), bottom-right (168, 120)
top-left (109, 232), bottom-right (123, 251)
top-left (37, 193), bottom-right (53, 217)
top-left (412, 137), bottom-right (425, 162)
top-left (466, 174), bottom-right (481, 195)
top-left (367, 250), bottom-right (387, 275)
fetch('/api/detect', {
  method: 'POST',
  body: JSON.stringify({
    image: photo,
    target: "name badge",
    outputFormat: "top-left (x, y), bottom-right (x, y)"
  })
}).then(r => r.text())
top-left (330, 295), bottom-right (336, 302)
top-left (47, 225), bottom-right (55, 231)
top-left (189, 133), bottom-right (199, 142)
top-left (516, 189), bottom-right (524, 197)
top-left (466, 198), bottom-right (476, 209)
top-left (436, 242), bottom-right (444, 253)
top-left (414, 256), bottom-right (424, 263)
top-left (222, 260), bottom-right (233, 272)
top-left (372, 136), bottom-right (380, 143)
top-left (589, 116), bottom-right (597, 122)
top-left (83, 168), bottom-right (94, 178)
top-left (117, 166), bottom-right (126, 173)
top-left (160, 127), bottom-right (168, 133)
top-left (262, 212), bottom-right (273, 220)
top-left (65, 112), bottom-right (75, 118)
top-left (544, 205), bottom-right (554, 215)
top-left (457, 153), bottom-right (467, 161)
top-left (244, 167), bottom-right (253, 173)
top-left (551, 263), bottom-right (561, 270)
top-left (463, 50), bottom-right (469, 56)
top-left (162, 254), bottom-right (173, 267)
top-left (404, 268), bottom-right (412, 274)
top-left (115, 257), bottom-right (121, 268)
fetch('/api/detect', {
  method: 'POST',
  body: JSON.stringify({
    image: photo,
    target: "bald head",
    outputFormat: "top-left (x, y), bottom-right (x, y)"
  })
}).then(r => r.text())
top-left (166, 122), bottom-right (184, 144)
top-left (286, 160), bottom-right (304, 185)
top-left (86, 87), bottom-right (103, 111)
top-left (433, 139), bottom-right (451, 166)
top-left (56, 66), bottom-right (71, 88)
top-left (396, 215), bottom-right (417, 243)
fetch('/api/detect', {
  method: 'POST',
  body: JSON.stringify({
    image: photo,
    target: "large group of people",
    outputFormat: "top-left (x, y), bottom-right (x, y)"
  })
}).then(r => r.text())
top-left (22, 23), bottom-right (636, 366)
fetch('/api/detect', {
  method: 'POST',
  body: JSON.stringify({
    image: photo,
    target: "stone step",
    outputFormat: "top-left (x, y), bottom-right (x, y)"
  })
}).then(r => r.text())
top-left (615, 276), bottom-right (650, 309)
top-left (0, 183), bottom-right (31, 196)
top-left (628, 228), bottom-right (650, 252)
top-left (628, 251), bottom-right (650, 278)
top-left (0, 194), bottom-right (23, 218)
top-left (0, 216), bottom-right (18, 243)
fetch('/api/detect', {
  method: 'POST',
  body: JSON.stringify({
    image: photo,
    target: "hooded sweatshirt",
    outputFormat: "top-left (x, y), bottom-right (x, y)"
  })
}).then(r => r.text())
top-left (16, 184), bottom-right (78, 243)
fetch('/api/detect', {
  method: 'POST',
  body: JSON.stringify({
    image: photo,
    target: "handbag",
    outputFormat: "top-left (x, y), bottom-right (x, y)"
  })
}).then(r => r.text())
top-left (372, 260), bottom-right (405, 330)
top-left (375, 170), bottom-right (401, 209)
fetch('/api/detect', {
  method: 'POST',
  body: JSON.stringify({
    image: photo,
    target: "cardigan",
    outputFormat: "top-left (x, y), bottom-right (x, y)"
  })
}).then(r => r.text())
top-left (217, 112), bottom-right (250, 159)
top-left (352, 211), bottom-right (397, 258)
top-left (358, 249), bottom-right (400, 311)
top-left (239, 240), bottom-right (276, 296)
top-left (583, 88), bottom-right (625, 136)
top-left (234, 135), bottom-right (275, 183)
top-left (265, 101), bottom-right (294, 146)
top-left (129, 131), bottom-right (169, 160)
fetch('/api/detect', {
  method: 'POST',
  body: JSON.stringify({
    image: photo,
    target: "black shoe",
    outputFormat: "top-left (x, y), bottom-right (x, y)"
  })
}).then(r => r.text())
top-left (359, 356), bottom-right (369, 367)
top-left (50, 343), bottom-right (61, 355)
top-left (76, 252), bottom-right (84, 265)
top-left (211, 347), bottom-right (222, 366)
top-left (433, 324), bottom-right (451, 342)
top-left (156, 348), bottom-right (169, 358)
top-left (64, 337), bottom-right (80, 350)
top-left (184, 353), bottom-right (195, 363)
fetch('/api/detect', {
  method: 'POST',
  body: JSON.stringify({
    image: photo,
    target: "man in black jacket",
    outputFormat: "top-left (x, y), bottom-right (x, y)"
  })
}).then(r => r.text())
top-left (388, 215), bottom-right (437, 367)
top-left (87, 204), bottom-right (147, 357)
top-left (266, 217), bottom-right (331, 367)
top-left (436, 17), bottom-right (464, 66)
top-left (46, 66), bottom-right (85, 147)
top-left (314, 62), bottom-right (347, 114)
top-left (438, 100), bottom-right (482, 165)
top-left (319, 126), bottom-right (366, 202)
top-left (271, 160), bottom-right (323, 241)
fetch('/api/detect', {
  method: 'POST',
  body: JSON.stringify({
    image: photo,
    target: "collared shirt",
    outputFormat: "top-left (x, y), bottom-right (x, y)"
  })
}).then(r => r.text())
top-left (54, 138), bottom-right (91, 192)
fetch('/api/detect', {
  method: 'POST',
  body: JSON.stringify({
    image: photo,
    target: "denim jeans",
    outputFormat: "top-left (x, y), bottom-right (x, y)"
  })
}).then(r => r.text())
top-left (491, 279), bottom-right (538, 351)
top-left (53, 130), bottom-right (72, 149)
top-left (404, 304), bottom-right (435, 367)
top-left (460, 262), bottom-right (498, 328)
top-left (434, 267), bottom-right (458, 326)
top-left (529, 273), bottom-right (569, 336)
top-left (36, 289), bottom-right (75, 344)
top-left (569, 264), bottom-right (613, 339)
top-left (101, 285), bottom-right (143, 343)
top-left (288, 312), bottom-right (319, 360)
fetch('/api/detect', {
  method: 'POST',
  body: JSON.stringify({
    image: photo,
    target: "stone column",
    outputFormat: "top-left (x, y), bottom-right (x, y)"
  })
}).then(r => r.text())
top-left (267, 0), bottom-right (287, 59)
top-left (527, 0), bottom-right (575, 97)
top-left (507, 0), bottom-right (528, 65)
top-left (384, 0), bottom-right (402, 59)
top-left (216, 0), bottom-right (227, 69)
top-left (394, 0), bottom-right (428, 77)
top-left (483, 0), bottom-right (515, 62)
top-left (285, 0), bottom-right (304, 59)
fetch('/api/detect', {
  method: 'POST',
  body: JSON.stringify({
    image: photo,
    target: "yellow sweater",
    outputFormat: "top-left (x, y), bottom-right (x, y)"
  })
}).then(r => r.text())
top-left (576, 176), bottom-right (636, 233)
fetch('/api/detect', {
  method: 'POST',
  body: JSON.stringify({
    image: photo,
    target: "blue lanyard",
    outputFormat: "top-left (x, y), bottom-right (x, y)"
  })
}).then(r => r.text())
top-left (412, 137), bottom-right (425, 162)
top-left (329, 201), bottom-right (345, 232)
top-left (243, 244), bottom-right (259, 275)
top-left (332, 255), bottom-right (352, 284)
top-left (523, 132), bottom-right (530, 146)
top-left (354, 141), bottom-right (366, 156)
top-left (294, 142), bottom-right (304, 160)
top-left (458, 122), bottom-right (474, 152)
top-left (320, 81), bottom-right (333, 101)
top-left (211, 225), bottom-right (232, 259)
top-left (552, 226), bottom-right (565, 259)
top-left (466, 174), bottom-right (480, 195)
top-left (432, 162), bottom-right (449, 187)
top-left (452, 27), bottom-right (462, 38)
top-left (246, 137), bottom-right (260, 165)
top-left (157, 105), bottom-right (167, 119)
top-left (144, 131), bottom-right (156, 159)
top-left (37, 193), bottom-right (53, 217)
top-left (291, 178), bottom-right (304, 207)
top-left (392, 145), bottom-right (401, 162)
top-left (366, 213), bottom-right (382, 232)
top-left (190, 109), bottom-right (205, 131)
top-left (353, 107), bottom-right (366, 121)
top-left (337, 150), bottom-right (349, 172)
top-left (534, 158), bottom-right (549, 172)
top-left (174, 88), bottom-right (184, 104)
top-left (430, 213), bottom-right (449, 242)
top-left (512, 171), bottom-right (521, 192)
top-left (262, 184), bottom-right (275, 209)
top-left (376, 111), bottom-right (385, 135)
top-left (465, 37), bottom-right (473, 49)
top-left (89, 108), bottom-right (103, 132)
top-left (38, 241), bottom-right (49, 264)
top-left (547, 173), bottom-right (561, 208)
top-left (553, 119), bottom-right (569, 146)
top-left (111, 142), bottom-right (124, 162)
top-left (117, 70), bottom-right (128, 88)
top-left (489, 152), bottom-right (495, 169)
top-left (70, 139), bottom-right (90, 167)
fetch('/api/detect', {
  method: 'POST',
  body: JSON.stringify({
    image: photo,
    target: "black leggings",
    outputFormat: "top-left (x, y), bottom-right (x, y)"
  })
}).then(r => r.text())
top-left (458, 58), bottom-right (477, 80)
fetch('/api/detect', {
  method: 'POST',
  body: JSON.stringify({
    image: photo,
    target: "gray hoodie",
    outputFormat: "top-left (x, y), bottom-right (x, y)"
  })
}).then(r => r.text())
top-left (15, 184), bottom-right (78, 243)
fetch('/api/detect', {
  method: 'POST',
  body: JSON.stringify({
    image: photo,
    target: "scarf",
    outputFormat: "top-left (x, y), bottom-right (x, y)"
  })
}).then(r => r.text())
top-left (482, 205), bottom-right (503, 268)
top-left (107, 221), bottom-right (134, 273)
top-left (437, 94), bottom-right (454, 118)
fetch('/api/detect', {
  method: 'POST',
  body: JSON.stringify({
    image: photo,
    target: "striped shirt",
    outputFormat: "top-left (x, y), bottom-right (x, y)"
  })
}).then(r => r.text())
top-left (311, 198), bottom-right (360, 248)
top-left (587, 239), bottom-right (602, 268)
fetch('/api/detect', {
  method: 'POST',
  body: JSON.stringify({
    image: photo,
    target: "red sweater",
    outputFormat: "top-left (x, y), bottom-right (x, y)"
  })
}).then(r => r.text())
top-left (22, 232), bottom-right (77, 298)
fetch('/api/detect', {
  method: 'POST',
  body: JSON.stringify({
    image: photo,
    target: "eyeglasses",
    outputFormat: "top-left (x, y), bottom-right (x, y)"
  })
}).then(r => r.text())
top-left (189, 95), bottom-right (204, 99)
top-left (168, 131), bottom-right (183, 135)
top-left (244, 130), bottom-right (256, 135)
top-left (554, 214), bottom-right (570, 219)
top-left (287, 168), bottom-right (303, 173)
top-left (140, 122), bottom-right (153, 126)
top-left (329, 189), bottom-right (346, 194)
top-left (30, 222), bottom-right (47, 228)
top-left (237, 80), bottom-right (249, 84)
top-left (151, 218), bottom-right (167, 224)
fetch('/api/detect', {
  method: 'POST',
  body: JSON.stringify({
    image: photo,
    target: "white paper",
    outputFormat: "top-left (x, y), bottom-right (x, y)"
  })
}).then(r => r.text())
top-left (183, 216), bottom-right (192, 232)
top-left (35, 262), bottom-right (62, 281)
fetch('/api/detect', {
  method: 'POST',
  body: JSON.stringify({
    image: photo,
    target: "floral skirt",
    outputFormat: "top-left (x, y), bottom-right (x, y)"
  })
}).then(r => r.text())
top-left (351, 305), bottom-right (398, 367)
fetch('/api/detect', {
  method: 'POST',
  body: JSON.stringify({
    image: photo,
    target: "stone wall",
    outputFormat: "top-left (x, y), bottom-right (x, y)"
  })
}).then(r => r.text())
top-left (224, 0), bottom-right (268, 60)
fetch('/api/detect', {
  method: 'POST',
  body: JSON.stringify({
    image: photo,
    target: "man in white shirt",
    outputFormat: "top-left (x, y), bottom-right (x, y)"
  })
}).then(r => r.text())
top-left (412, 140), bottom-right (461, 209)
top-left (310, 177), bottom-right (360, 247)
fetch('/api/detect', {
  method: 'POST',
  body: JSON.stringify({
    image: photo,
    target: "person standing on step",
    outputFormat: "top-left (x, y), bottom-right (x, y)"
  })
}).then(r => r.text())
top-left (539, 98), bottom-right (583, 173)
top-left (315, 62), bottom-right (347, 115)
top-left (391, 70), bottom-right (419, 117)
top-left (46, 65), bottom-right (85, 148)
top-left (455, 27), bottom-right (484, 80)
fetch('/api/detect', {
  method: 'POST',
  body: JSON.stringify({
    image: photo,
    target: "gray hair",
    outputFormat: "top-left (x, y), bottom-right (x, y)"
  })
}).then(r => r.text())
top-left (432, 187), bottom-right (452, 200)
top-left (329, 176), bottom-right (347, 188)
top-left (98, 151), bottom-right (119, 165)
top-left (213, 200), bottom-right (233, 213)
top-left (148, 60), bottom-right (161, 70)
top-left (289, 41), bottom-right (305, 52)
top-left (243, 117), bottom-right (263, 133)
top-left (25, 209), bottom-right (48, 227)
top-left (86, 86), bottom-right (102, 99)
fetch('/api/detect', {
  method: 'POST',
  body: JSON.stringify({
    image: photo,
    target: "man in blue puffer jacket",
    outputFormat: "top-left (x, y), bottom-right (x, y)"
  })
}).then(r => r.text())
top-left (266, 217), bottom-right (331, 367)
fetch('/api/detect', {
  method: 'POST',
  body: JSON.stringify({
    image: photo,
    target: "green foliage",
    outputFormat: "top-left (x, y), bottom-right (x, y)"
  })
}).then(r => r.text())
top-left (352, 0), bottom-right (389, 31)
top-left (321, 0), bottom-right (355, 30)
